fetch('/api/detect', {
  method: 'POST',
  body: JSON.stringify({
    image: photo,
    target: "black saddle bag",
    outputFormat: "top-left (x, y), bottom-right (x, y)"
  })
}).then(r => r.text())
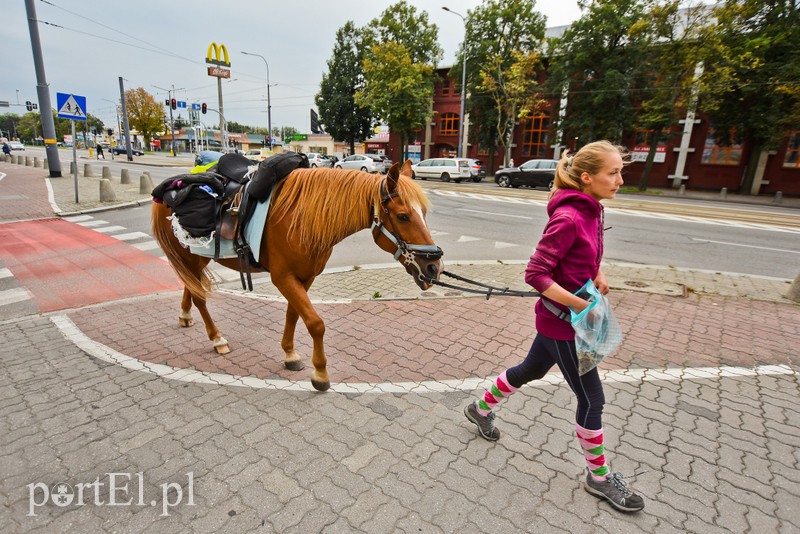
top-left (248, 152), bottom-right (309, 201)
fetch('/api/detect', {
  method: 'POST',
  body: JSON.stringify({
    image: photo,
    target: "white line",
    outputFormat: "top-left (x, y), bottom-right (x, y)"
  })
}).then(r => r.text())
top-left (0, 268), bottom-right (12, 279)
top-left (132, 241), bottom-right (161, 251)
top-left (94, 225), bottom-right (127, 233)
top-left (77, 220), bottom-right (109, 227)
top-left (63, 215), bottom-right (93, 222)
top-left (458, 208), bottom-right (533, 220)
top-left (113, 232), bottom-right (151, 241)
top-left (51, 314), bottom-right (796, 393)
top-left (689, 237), bottom-right (800, 254)
top-left (44, 178), bottom-right (59, 213)
top-left (0, 287), bottom-right (31, 306)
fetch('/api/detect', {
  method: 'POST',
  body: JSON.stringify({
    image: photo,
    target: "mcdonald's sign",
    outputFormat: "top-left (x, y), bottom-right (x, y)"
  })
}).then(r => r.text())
top-left (206, 42), bottom-right (231, 67)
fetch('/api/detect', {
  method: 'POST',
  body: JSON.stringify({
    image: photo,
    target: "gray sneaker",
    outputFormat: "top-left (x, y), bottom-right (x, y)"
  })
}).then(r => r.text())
top-left (464, 401), bottom-right (500, 441)
top-left (584, 470), bottom-right (644, 512)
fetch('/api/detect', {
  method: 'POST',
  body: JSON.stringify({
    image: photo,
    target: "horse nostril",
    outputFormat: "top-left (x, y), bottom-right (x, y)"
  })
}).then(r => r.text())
top-left (426, 263), bottom-right (441, 278)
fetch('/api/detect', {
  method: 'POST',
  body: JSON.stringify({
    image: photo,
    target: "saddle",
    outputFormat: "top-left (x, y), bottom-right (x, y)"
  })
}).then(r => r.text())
top-left (152, 151), bottom-right (310, 290)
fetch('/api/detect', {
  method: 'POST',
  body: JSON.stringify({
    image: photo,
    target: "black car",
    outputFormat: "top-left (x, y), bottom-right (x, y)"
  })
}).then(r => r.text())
top-left (111, 146), bottom-right (144, 156)
top-left (494, 159), bottom-right (558, 189)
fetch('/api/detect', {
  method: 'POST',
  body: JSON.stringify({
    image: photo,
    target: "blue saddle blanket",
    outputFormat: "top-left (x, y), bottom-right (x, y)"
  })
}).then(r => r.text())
top-left (189, 188), bottom-right (271, 260)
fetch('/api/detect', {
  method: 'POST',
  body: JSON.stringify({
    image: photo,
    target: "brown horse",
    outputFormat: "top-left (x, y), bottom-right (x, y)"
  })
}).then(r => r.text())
top-left (152, 160), bottom-right (443, 391)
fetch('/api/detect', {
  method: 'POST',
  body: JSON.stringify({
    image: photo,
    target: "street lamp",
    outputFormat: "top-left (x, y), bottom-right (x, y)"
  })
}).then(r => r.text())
top-left (241, 51), bottom-right (272, 147)
top-left (442, 6), bottom-right (468, 158)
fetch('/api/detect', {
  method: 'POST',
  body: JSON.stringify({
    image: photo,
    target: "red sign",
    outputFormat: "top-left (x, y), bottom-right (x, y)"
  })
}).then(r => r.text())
top-left (207, 66), bottom-right (231, 79)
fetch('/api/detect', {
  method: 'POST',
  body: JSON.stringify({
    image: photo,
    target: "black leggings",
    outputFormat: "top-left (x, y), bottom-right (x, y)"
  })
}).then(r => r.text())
top-left (505, 333), bottom-right (604, 430)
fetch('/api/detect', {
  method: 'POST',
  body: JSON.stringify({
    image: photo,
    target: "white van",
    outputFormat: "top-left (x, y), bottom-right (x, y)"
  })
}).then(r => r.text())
top-left (410, 158), bottom-right (470, 182)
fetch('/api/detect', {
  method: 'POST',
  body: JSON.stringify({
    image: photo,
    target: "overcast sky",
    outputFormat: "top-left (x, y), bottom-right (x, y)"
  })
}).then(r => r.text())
top-left (4, 0), bottom-right (582, 135)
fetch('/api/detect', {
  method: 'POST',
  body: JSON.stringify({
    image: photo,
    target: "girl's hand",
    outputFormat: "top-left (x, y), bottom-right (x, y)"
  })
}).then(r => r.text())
top-left (594, 271), bottom-right (609, 295)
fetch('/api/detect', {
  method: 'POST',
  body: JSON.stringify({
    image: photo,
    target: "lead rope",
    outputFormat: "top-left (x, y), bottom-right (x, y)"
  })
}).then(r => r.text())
top-left (428, 270), bottom-right (540, 300)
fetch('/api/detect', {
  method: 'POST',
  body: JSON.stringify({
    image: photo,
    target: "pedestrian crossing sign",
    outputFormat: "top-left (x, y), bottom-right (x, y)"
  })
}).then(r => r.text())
top-left (56, 92), bottom-right (87, 121)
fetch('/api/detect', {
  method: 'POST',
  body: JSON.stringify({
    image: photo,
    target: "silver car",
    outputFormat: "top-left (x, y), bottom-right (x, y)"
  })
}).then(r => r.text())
top-left (306, 152), bottom-right (333, 168)
top-left (334, 154), bottom-right (386, 173)
top-left (410, 158), bottom-right (470, 182)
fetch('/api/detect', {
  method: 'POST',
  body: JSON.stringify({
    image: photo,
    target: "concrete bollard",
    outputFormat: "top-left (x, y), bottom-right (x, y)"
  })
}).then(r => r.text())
top-left (720, 187), bottom-right (727, 199)
top-left (16, 155), bottom-right (23, 164)
top-left (43, 157), bottom-right (47, 168)
top-left (2, 154), bottom-right (8, 163)
top-left (787, 273), bottom-right (800, 303)
top-left (678, 184), bottom-right (685, 195)
top-left (25, 156), bottom-right (32, 166)
top-left (99, 178), bottom-right (117, 202)
top-left (120, 168), bottom-right (131, 184)
top-left (34, 157), bottom-right (40, 167)
top-left (139, 173), bottom-right (154, 194)
top-left (84, 163), bottom-right (94, 177)
top-left (70, 161), bottom-right (77, 175)
top-left (102, 166), bottom-right (112, 179)
top-left (774, 191), bottom-right (783, 205)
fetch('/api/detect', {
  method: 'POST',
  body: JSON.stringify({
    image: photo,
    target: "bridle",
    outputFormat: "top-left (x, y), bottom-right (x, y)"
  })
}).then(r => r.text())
top-left (370, 178), bottom-right (541, 299)
top-left (371, 179), bottom-right (443, 283)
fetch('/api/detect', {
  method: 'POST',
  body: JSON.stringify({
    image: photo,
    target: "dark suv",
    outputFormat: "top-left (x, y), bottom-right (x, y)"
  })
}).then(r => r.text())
top-left (495, 159), bottom-right (558, 189)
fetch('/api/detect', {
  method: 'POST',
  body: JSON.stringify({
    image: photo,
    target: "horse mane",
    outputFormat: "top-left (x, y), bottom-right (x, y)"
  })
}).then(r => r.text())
top-left (269, 167), bottom-right (431, 255)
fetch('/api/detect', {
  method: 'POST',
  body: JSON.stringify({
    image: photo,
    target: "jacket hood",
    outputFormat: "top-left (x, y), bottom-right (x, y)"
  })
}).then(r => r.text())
top-left (546, 188), bottom-right (603, 218)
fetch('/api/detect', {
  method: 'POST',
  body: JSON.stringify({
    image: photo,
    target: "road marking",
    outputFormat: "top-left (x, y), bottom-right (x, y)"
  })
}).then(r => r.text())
top-left (52, 314), bottom-right (796, 393)
top-left (458, 208), bottom-right (533, 220)
top-left (689, 237), bottom-right (800, 254)
top-left (94, 225), bottom-right (127, 233)
top-left (63, 215), bottom-right (93, 222)
top-left (0, 268), bottom-right (12, 279)
top-left (0, 287), bottom-right (31, 306)
top-left (133, 241), bottom-right (161, 251)
top-left (457, 235), bottom-right (482, 242)
top-left (76, 219), bottom-right (109, 227)
top-left (495, 241), bottom-right (519, 249)
top-left (113, 232), bottom-right (151, 241)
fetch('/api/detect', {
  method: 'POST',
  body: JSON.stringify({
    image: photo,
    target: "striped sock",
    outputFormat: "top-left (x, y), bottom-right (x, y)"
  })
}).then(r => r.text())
top-left (476, 370), bottom-right (518, 416)
top-left (576, 423), bottom-right (609, 481)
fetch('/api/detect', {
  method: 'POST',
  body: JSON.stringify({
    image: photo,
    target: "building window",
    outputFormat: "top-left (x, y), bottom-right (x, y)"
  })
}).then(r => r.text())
top-left (439, 113), bottom-right (459, 136)
top-left (522, 116), bottom-right (550, 157)
top-left (784, 132), bottom-right (800, 169)
top-left (441, 80), bottom-right (451, 97)
top-left (701, 130), bottom-right (743, 166)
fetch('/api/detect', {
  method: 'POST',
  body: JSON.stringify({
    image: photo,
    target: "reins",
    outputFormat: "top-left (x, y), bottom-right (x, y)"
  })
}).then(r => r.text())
top-left (425, 270), bottom-right (541, 300)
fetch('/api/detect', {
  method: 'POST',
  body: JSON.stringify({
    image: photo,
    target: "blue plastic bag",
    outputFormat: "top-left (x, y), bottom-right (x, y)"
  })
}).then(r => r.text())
top-left (569, 280), bottom-right (623, 375)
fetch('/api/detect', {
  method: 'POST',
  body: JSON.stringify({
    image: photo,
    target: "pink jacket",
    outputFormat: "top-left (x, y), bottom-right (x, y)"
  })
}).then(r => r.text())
top-left (525, 189), bottom-right (604, 340)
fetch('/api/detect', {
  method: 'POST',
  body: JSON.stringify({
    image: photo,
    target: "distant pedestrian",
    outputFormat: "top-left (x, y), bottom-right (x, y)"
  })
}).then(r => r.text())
top-left (509, 158), bottom-right (515, 167)
top-left (2, 142), bottom-right (10, 157)
top-left (96, 142), bottom-right (105, 160)
top-left (464, 140), bottom-right (645, 513)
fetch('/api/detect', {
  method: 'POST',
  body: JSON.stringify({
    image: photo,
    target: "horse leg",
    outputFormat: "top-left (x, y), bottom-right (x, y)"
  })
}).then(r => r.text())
top-left (281, 303), bottom-right (305, 371)
top-left (272, 275), bottom-right (329, 391)
top-left (190, 293), bottom-right (230, 354)
top-left (179, 288), bottom-right (195, 327)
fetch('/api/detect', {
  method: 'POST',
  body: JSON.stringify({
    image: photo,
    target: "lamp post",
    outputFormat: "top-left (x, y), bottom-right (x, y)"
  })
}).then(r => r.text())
top-left (442, 6), bottom-right (468, 158)
top-left (241, 51), bottom-right (272, 147)
top-left (154, 84), bottom-right (183, 156)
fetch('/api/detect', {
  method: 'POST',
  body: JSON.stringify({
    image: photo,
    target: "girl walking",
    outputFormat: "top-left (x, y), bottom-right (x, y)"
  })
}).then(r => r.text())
top-left (464, 140), bottom-right (644, 513)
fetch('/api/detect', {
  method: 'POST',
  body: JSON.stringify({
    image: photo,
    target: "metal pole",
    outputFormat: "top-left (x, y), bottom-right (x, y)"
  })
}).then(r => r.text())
top-left (24, 0), bottom-right (61, 176)
top-left (442, 7), bottom-right (467, 158)
top-left (242, 52), bottom-right (271, 147)
top-left (217, 78), bottom-right (225, 151)
top-left (119, 77), bottom-right (133, 161)
top-left (71, 120), bottom-right (78, 203)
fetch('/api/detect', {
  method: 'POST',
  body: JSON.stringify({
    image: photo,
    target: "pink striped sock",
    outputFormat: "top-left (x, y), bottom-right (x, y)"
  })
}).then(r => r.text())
top-left (576, 423), bottom-right (609, 481)
top-left (477, 370), bottom-right (518, 416)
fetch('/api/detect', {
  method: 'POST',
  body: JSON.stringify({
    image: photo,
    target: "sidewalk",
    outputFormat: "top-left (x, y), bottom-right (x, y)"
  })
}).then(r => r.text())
top-left (1, 159), bottom-right (799, 533)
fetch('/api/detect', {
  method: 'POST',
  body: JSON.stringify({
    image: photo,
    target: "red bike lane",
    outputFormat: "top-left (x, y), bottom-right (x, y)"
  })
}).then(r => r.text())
top-left (0, 218), bottom-right (181, 312)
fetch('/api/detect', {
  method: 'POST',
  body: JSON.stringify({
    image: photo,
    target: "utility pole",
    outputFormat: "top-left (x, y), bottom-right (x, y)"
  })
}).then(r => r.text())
top-left (154, 84), bottom-right (183, 157)
top-left (24, 0), bottom-right (61, 176)
top-left (119, 77), bottom-right (134, 161)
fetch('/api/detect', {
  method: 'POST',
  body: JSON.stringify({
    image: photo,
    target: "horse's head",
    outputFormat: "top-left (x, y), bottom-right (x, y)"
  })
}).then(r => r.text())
top-left (371, 160), bottom-right (443, 290)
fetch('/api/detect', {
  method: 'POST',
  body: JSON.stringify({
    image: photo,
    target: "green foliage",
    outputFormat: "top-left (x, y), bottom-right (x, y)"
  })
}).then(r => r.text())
top-left (124, 87), bottom-right (164, 145)
top-left (460, 0), bottom-right (547, 157)
top-left (364, 0), bottom-right (442, 66)
top-left (316, 21), bottom-right (375, 154)
top-left (546, 0), bottom-right (650, 145)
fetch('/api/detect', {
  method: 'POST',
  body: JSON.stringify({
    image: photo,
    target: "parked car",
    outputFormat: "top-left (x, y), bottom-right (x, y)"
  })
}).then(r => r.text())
top-left (111, 145), bottom-right (145, 156)
top-left (410, 158), bottom-right (470, 182)
top-left (494, 159), bottom-right (558, 189)
top-left (451, 158), bottom-right (486, 182)
top-left (8, 141), bottom-right (25, 151)
top-left (323, 155), bottom-right (339, 166)
top-left (243, 148), bottom-right (272, 162)
top-left (306, 152), bottom-right (333, 168)
top-left (334, 154), bottom-right (386, 173)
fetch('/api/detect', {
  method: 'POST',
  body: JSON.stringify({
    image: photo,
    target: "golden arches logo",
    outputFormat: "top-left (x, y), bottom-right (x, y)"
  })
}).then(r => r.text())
top-left (206, 42), bottom-right (231, 67)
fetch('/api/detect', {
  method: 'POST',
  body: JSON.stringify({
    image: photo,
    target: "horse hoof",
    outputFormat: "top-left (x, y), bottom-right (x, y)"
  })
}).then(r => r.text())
top-left (179, 318), bottom-right (194, 327)
top-left (284, 360), bottom-right (305, 371)
top-left (311, 379), bottom-right (330, 392)
top-left (214, 344), bottom-right (231, 355)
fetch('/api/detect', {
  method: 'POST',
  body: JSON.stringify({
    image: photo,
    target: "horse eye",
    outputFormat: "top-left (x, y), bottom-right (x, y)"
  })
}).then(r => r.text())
top-left (397, 213), bottom-right (410, 223)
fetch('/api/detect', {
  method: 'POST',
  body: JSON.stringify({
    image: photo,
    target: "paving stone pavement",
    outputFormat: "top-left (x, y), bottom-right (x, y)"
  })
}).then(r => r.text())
top-left (1, 159), bottom-right (799, 533)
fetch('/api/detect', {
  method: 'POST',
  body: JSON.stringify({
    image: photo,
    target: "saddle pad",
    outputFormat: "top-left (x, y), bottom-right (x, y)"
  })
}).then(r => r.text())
top-left (189, 187), bottom-right (272, 260)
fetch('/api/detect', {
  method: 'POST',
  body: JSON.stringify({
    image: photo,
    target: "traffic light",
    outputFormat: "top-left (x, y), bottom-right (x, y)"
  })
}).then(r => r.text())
top-left (26, 101), bottom-right (33, 111)
top-left (107, 128), bottom-right (113, 136)
top-left (201, 103), bottom-right (207, 114)
top-left (170, 98), bottom-right (177, 110)
top-left (165, 99), bottom-right (170, 107)
top-left (265, 135), bottom-right (270, 146)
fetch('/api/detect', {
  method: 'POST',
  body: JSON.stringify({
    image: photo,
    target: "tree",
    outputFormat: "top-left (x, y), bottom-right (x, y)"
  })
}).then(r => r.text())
top-left (124, 87), bottom-right (164, 146)
top-left (316, 21), bottom-right (375, 155)
top-left (546, 0), bottom-right (650, 147)
top-left (359, 1), bottom-right (442, 157)
top-left (356, 41), bottom-right (435, 156)
top-left (696, 0), bottom-right (800, 194)
top-left (478, 50), bottom-right (546, 165)
top-left (459, 0), bottom-right (547, 170)
top-left (630, 1), bottom-right (712, 190)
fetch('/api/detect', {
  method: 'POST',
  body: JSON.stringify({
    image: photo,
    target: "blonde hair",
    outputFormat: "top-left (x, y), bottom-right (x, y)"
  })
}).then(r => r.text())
top-left (553, 140), bottom-right (629, 195)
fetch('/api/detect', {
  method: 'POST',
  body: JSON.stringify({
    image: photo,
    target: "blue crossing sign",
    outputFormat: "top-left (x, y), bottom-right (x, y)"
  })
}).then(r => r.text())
top-left (56, 92), bottom-right (87, 121)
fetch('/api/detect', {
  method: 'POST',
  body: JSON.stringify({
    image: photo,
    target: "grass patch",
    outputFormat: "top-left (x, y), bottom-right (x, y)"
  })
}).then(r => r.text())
top-left (619, 186), bottom-right (663, 195)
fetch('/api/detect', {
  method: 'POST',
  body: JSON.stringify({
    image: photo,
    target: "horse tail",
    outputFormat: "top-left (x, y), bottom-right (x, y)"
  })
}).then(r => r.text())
top-left (151, 202), bottom-right (212, 299)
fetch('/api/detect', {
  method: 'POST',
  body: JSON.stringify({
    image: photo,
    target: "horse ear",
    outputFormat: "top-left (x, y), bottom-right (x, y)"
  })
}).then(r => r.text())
top-left (386, 162), bottom-right (400, 192)
top-left (400, 159), bottom-right (413, 177)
